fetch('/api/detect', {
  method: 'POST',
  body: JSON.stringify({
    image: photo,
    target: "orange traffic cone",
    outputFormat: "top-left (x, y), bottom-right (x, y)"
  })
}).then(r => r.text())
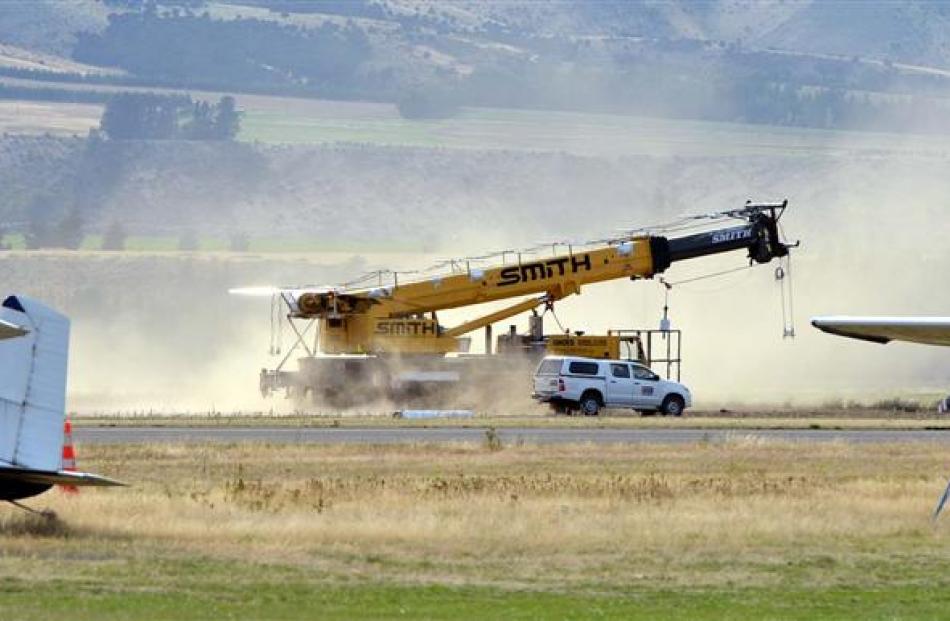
top-left (59, 416), bottom-right (78, 495)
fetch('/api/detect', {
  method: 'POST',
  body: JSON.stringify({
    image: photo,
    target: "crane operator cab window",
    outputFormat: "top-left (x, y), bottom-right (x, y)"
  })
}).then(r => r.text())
top-left (611, 363), bottom-right (631, 378)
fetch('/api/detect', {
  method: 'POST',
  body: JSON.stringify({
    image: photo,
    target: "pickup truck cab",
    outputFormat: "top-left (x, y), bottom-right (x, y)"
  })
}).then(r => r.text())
top-left (532, 356), bottom-right (692, 416)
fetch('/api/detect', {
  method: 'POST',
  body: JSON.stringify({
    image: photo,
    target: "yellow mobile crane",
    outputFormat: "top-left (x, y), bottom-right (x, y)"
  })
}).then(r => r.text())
top-left (249, 202), bottom-right (794, 405)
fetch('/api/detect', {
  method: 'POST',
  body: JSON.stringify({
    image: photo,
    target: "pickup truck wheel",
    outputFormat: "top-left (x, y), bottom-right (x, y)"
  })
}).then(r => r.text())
top-left (661, 395), bottom-right (685, 417)
top-left (580, 394), bottom-right (601, 416)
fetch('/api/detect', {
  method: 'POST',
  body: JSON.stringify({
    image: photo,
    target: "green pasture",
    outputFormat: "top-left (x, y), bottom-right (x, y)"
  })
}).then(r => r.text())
top-left (238, 105), bottom-right (950, 159)
top-left (2, 556), bottom-right (948, 621)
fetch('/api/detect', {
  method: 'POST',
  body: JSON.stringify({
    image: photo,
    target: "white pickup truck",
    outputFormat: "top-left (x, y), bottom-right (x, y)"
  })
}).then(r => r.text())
top-left (532, 356), bottom-right (692, 416)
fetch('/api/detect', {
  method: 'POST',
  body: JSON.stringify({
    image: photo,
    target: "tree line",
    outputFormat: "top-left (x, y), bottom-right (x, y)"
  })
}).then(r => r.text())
top-left (98, 93), bottom-right (241, 140)
top-left (0, 85), bottom-right (242, 140)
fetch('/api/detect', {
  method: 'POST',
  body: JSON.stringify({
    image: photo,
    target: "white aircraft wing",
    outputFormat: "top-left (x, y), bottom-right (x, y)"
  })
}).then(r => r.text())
top-left (0, 318), bottom-right (27, 340)
top-left (811, 317), bottom-right (950, 346)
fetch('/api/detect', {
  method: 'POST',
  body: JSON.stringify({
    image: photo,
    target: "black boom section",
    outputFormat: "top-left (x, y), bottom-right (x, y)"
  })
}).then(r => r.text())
top-left (662, 212), bottom-right (789, 268)
top-left (649, 236), bottom-right (672, 273)
top-left (667, 224), bottom-right (757, 262)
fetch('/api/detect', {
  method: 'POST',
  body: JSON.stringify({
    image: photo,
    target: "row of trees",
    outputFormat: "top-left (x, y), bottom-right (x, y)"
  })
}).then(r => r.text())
top-left (0, 87), bottom-right (243, 140)
top-left (99, 93), bottom-right (241, 140)
top-left (399, 60), bottom-right (950, 133)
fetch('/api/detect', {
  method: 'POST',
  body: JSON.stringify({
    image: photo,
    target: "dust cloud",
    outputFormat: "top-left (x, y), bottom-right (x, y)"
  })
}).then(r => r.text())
top-left (4, 123), bottom-right (948, 414)
top-left (0, 253), bottom-right (364, 414)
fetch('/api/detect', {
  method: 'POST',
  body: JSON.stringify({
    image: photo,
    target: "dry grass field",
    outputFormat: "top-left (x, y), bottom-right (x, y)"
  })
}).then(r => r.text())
top-left (2, 438), bottom-right (950, 618)
top-left (74, 410), bottom-right (950, 430)
top-left (0, 100), bottom-right (101, 135)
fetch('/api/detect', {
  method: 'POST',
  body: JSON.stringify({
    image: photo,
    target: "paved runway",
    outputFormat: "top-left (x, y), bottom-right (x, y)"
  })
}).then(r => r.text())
top-left (75, 426), bottom-right (950, 445)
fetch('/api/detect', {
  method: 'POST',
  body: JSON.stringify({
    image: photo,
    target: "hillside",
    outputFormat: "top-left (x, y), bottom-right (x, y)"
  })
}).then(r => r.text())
top-left (6, 2), bottom-right (950, 82)
top-left (0, 0), bottom-right (107, 57)
top-left (1, 1), bottom-right (950, 135)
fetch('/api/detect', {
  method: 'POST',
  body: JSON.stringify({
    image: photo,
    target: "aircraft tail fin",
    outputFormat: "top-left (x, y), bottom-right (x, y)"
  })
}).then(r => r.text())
top-left (0, 295), bottom-right (70, 472)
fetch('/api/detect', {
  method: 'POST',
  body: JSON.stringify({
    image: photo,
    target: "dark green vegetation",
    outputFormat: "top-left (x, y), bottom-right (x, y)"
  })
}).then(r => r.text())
top-left (98, 93), bottom-right (239, 140)
top-left (1, 561), bottom-right (949, 621)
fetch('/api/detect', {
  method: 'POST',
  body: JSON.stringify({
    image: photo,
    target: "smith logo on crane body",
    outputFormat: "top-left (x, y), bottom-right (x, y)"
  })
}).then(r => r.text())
top-left (375, 320), bottom-right (438, 336)
top-left (711, 228), bottom-right (753, 244)
top-left (498, 254), bottom-right (593, 287)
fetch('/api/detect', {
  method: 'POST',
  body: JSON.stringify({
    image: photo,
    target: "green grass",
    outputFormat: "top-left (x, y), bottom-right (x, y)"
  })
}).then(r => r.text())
top-left (241, 109), bottom-right (445, 148)
top-left (2, 557), bottom-right (948, 620)
top-left (238, 105), bottom-right (950, 159)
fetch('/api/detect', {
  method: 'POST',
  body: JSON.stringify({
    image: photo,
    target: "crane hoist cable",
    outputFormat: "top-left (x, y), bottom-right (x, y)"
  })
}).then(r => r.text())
top-left (775, 222), bottom-right (797, 338)
top-left (776, 254), bottom-right (796, 339)
top-left (540, 301), bottom-right (567, 334)
top-left (269, 292), bottom-right (282, 356)
top-left (660, 258), bottom-right (797, 339)
top-left (663, 265), bottom-right (753, 287)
